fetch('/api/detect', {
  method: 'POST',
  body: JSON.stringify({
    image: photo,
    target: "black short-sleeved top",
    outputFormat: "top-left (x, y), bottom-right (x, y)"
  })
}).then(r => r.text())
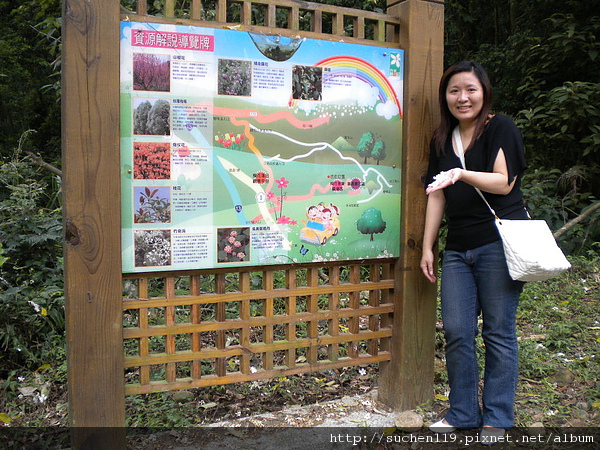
top-left (425, 114), bottom-right (528, 251)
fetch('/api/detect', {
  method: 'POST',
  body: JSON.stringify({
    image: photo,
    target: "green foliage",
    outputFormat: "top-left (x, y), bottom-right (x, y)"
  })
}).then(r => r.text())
top-left (521, 167), bottom-right (600, 254)
top-left (0, 1), bottom-right (61, 162)
top-left (516, 81), bottom-right (600, 169)
top-left (0, 155), bottom-right (64, 377)
top-left (516, 256), bottom-right (600, 393)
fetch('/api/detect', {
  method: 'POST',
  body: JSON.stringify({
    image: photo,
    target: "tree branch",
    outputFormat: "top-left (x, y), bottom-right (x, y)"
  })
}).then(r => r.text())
top-left (24, 151), bottom-right (62, 178)
top-left (553, 201), bottom-right (600, 239)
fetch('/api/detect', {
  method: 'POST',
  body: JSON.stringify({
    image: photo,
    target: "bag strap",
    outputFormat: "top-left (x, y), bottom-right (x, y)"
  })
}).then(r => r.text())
top-left (452, 127), bottom-right (498, 218)
top-left (452, 126), bottom-right (531, 221)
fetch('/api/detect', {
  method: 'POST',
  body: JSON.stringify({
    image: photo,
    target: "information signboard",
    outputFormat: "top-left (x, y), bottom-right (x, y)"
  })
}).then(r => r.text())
top-left (120, 21), bottom-right (403, 272)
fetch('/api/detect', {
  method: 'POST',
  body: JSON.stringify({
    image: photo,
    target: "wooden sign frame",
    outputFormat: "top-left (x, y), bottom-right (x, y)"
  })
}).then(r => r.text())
top-left (62, 0), bottom-right (443, 444)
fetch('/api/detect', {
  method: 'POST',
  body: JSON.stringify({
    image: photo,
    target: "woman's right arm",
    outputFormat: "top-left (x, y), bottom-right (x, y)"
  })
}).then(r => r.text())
top-left (420, 189), bottom-right (446, 283)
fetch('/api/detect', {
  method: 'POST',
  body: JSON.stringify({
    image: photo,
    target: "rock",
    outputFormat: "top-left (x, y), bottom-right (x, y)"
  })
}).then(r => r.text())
top-left (574, 408), bottom-right (590, 420)
top-left (527, 422), bottom-right (546, 436)
top-left (549, 367), bottom-right (576, 385)
top-left (394, 410), bottom-right (423, 429)
top-left (575, 401), bottom-right (589, 410)
top-left (172, 390), bottom-right (194, 403)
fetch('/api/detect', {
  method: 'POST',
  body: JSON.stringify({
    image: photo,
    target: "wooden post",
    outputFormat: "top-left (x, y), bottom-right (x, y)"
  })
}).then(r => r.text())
top-left (378, 0), bottom-right (444, 410)
top-left (62, 0), bottom-right (126, 446)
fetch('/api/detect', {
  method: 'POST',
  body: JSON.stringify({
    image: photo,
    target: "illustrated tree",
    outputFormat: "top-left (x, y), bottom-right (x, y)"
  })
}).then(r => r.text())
top-left (371, 140), bottom-right (387, 165)
top-left (356, 131), bottom-right (375, 164)
top-left (356, 207), bottom-right (386, 241)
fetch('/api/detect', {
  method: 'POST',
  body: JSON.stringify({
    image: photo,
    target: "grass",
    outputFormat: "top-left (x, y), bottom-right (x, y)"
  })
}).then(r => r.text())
top-left (1, 256), bottom-right (599, 430)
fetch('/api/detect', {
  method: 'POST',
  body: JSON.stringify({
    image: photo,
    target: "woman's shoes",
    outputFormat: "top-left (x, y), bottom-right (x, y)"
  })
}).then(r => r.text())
top-left (480, 426), bottom-right (505, 446)
top-left (429, 419), bottom-right (457, 433)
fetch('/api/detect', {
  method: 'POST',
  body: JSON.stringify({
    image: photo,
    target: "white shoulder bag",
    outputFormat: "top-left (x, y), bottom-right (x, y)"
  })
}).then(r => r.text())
top-left (453, 127), bottom-right (571, 282)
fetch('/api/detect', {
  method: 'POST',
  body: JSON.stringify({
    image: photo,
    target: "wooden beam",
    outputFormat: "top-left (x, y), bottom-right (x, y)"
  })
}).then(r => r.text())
top-left (378, 0), bottom-right (444, 411)
top-left (62, 0), bottom-right (126, 445)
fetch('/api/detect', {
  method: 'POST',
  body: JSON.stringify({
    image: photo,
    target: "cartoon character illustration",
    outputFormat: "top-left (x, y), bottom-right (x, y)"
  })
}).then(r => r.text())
top-left (300, 203), bottom-right (340, 245)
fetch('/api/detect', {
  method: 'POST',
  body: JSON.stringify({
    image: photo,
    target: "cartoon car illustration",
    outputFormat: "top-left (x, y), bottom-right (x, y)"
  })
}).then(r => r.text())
top-left (300, 218), bottom-right (339, 245)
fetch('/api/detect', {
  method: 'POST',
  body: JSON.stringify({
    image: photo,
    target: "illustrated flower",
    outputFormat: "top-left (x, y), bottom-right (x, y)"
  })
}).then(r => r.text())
top-left (277, 216), bottom-right (297, 225)
top-left (275, 177), bottom-right (289, 189)
top-left (390, 52), bottom-right (402, 69)
top-left (267, 192), bottom-right (275, 200)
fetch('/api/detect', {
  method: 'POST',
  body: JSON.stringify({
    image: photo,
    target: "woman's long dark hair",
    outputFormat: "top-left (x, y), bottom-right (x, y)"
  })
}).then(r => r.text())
top-left (431, 61), bottom-right (494, 156)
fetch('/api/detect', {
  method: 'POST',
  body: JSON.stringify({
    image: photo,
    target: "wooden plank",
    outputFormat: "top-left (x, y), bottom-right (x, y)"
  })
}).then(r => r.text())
top-left (124, 328), bottom-right (392, 367)
top-left (377, 0), bottom-right (444, 411)
top-left (311, 9), bottom-right (322, 34)
top-left (190, 275), bottom-right (202, 379)
top-left (217, 0), bottom-right (227, 23)
top-left (215, 273), bottom-right (227, 376)
top-left (242, 1), bottom-right (252, 25)
top-left (267, 3), bottom-right (277, 27)
top-left (355, 16), bottom-right (365, 39)
top-left (138, 278), bottom-right (150, 385)
top-left (368, 264), bottom-right (380, 355)
top-left (137, 0), bottom-right (148, 15)
top-left (164, 0), bottom-right (175, 18)
top-left (327, 266), bottom-right (340, 361)
top-left (284, 269), bottom-right (297, 367)
top-left (289, 6), bottom-right (300, 31)
top-left (123, 304), bottom-right (394, 338)
top-left (240, 272), bottom-right (251, 374)
top-left (307, 268), bottom-right (319, 364)
top-left (62, 0), bottom-right (126, 443)
top-left (191, 0), bottom-right (202, 20)
top-left (263, 270), bottom-right (274, 370)
top-left (119, 11), bottom-right (400, 46)
top-left (165, 278), bottom-right (176, 382)
top-left (333, 12), bottom-right (344, 36)
top-left (125, 353), bottom-right (390, 395)
top-left (122, 278), bottom-right (395, 309)
top-left (348, 265), bottom-right (360, 358)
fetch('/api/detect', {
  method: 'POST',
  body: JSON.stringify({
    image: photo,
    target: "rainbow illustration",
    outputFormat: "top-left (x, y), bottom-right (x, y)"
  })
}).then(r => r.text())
top-left (316, 56), bottom-right (401, 113)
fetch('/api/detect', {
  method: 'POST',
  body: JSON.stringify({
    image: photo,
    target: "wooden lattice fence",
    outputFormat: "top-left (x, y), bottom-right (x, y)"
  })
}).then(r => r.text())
top-left (123, 262), bottom-right (394, 394)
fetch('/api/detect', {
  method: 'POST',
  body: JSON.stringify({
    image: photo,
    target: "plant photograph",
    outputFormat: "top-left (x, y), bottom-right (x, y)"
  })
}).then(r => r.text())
top-left (291, 65), bottom-right (322, 101)
top-left (217, 59), bottom-right (252, 96)
top-left (134, 229), bottom-right (172, 267)
top-left (134, 186), bottom-right (172, 224)
top-left (133, 53), bottom-right (171, 92)
top-left (133, 98), bottom-right (171, 136)
top-left (216, 227), bottom-right (250, 263)
top-left (133, 142), bottom-right (171, 180)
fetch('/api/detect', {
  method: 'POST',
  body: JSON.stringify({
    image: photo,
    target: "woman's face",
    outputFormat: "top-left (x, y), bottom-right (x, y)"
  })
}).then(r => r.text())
top-left (445, 71), bottom-right (484, 125)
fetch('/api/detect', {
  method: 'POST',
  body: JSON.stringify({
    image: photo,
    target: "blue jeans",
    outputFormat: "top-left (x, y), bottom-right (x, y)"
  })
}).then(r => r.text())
top-left (440, 240), bottom-right (524, 429)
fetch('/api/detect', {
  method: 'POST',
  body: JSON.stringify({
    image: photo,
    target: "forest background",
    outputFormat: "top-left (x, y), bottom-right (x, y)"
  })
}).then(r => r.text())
top-left (0, 0), bottom-right (599, 428)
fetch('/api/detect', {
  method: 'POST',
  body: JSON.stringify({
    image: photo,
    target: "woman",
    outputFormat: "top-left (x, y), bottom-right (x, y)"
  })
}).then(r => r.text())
top-left (420, 61), bottom-right (527, 442)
